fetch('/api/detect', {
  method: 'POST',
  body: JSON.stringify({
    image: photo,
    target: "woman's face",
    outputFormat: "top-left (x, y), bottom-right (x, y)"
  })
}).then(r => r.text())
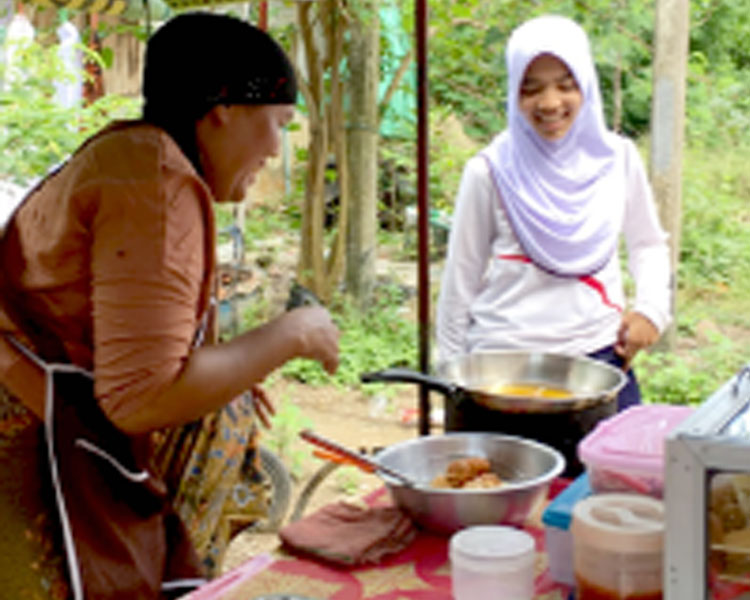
top-left (518, 54), bottom-right (582, 141)
top-left (198, 103), bottom-right (295, 204)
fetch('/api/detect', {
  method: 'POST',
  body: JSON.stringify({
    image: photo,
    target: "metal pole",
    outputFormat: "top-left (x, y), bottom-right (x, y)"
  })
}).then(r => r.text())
top-left (415, 0), bottom-right (430, 436)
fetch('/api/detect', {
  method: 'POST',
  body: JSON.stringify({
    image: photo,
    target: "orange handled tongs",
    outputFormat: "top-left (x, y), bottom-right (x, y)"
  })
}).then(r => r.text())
top-left (299, 429), bottom-right (416, 487)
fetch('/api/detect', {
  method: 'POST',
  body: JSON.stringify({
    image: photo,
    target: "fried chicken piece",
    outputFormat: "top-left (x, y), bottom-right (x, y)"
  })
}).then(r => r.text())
top-left (720, 503), bottom-right (747, 532)
top-left (709, 511), bottom-right (725, 544)
top-left (462, 472), bottom-right (504, 489)
top-left (430, 475), bottom-right (453, 489)
top-left (445, 457), bottom-right (491, 487)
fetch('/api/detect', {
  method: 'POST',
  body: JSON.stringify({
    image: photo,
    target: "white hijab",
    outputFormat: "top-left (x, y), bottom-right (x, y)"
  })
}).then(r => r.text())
top-left (482, 15), bottom-right (624, 276)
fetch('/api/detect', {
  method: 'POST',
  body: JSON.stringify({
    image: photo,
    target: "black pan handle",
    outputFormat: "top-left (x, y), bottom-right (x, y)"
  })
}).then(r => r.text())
top-left (360, 367), bottom-right (459, 397)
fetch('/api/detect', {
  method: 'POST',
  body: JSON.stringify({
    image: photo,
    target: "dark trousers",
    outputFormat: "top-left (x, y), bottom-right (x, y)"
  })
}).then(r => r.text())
top-left (587, 345), bottom-right (642, 411)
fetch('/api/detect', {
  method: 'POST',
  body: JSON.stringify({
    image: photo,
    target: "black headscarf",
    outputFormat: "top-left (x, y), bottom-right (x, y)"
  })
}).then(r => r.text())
top-left (142, 12), bottom-right (297, 173)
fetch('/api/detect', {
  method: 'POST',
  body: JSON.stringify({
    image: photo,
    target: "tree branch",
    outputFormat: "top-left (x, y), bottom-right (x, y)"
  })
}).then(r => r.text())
top-left (451, 17), bottom-right (488, 30)
top-left (378, 46), bottom-right (413, 124)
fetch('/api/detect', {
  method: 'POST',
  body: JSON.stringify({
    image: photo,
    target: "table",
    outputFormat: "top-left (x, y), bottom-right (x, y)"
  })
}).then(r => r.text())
top-left (183, 485), bottom-right (574, 600)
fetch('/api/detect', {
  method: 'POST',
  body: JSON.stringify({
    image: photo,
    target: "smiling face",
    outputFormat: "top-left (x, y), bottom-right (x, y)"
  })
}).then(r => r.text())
top-left (196, 103), bottom-right (295, 203)
top-left (518, 53), bottom-right (583, 141)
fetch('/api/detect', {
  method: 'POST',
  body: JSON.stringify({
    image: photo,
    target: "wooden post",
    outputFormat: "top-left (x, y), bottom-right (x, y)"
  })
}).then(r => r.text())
top-left (649, 0), bottom-right (689, 349)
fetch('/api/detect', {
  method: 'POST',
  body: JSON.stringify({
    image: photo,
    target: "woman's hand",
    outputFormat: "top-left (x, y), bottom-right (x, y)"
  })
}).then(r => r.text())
top-left (615, 311), bottom-right (659, 371)
top-left (283, 305), bottom-right (340, 375)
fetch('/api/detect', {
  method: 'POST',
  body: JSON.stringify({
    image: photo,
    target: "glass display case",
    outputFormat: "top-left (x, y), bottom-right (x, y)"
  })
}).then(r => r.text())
top-left (665, 366), bottom-right (750, 599)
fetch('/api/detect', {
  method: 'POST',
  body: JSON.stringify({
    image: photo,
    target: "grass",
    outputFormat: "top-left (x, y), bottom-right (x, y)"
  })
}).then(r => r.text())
top-left (276, 283), bottom-right (418, 395)
top-left (635, 143), bottom-right (750, 405)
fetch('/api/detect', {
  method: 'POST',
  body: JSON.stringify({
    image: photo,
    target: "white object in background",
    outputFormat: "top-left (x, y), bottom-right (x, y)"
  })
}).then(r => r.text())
top-left (3, 12), bottom-right (34, 89)
top-left (0, 180), bottom-right (29, 235)
top-left (0, 0), bottom-right (14, 30)
top-left (450, 525), bottom-right (535, 600)
top-left (54, 20), bottom-right (82, 108)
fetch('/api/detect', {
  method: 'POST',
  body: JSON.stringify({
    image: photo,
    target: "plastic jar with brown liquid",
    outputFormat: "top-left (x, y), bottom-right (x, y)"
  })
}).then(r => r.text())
top-left (571, 493), bottom-right (665, 600)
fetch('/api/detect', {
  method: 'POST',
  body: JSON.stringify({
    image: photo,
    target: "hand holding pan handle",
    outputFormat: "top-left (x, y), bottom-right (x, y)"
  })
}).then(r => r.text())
top-left (360, 367), bottom-right (459, 398)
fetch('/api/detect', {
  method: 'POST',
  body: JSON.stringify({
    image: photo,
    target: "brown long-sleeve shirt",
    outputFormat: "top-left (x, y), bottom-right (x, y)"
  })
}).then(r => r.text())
top-left (0, 122), bottom-right (216, 421)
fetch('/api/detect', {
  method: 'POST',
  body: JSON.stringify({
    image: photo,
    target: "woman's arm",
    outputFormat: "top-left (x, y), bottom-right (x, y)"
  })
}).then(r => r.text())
top-left (621, 138), bottom-right (672, 332)
top-left (436, 157), bottom-right (497, 361)
top-left (91, 168), bottom-right (338, 434)
top-left (112, 305), bottom-right (338, 432)
top-left (618, 138), bottom-right (672, 366)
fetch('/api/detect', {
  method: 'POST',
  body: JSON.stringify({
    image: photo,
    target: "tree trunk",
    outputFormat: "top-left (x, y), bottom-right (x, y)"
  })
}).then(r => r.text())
top-left (345, 2), bottom-right (380, 306)
top-left (650, 0), bottom-right (689, 350)
top-left (296, 0), bottom-right (333, 298)
top-left (323, 0), bottom-right (348, 300)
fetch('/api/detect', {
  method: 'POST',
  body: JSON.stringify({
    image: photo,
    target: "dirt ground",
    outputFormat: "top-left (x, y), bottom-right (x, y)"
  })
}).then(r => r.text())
top-left (221, 378), bottom-right (438, 573)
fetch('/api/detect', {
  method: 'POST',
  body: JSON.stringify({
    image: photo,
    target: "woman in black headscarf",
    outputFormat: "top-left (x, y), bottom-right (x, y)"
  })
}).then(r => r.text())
top-left (0, 12), bottom-right (339, 599)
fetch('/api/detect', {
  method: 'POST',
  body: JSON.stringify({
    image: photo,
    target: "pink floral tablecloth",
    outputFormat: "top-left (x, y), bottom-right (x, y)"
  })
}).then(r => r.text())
top-left (182, 484), bottom-right (573, 600)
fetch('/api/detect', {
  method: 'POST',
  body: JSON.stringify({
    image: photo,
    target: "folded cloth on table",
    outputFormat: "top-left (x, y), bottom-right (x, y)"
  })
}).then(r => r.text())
top-left (279, 499), bottom-right (417, 566)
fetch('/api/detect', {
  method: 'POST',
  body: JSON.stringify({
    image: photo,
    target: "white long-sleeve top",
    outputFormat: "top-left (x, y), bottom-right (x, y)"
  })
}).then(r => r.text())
top-left (436, 136), bottom-right (672, 362)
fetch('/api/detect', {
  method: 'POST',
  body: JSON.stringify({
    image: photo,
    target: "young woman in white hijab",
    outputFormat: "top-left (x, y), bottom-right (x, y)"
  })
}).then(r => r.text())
top-left (436, 14), bottom-right (671, 410)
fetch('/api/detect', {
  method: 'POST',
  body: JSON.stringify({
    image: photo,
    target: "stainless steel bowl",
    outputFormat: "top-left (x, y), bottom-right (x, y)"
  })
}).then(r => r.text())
top-left (375, 432), bottom-right (565, 534)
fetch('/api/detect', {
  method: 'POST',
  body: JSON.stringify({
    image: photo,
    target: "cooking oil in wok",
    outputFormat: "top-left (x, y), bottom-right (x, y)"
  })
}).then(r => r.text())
top-left (486, 382), bottom-right (572, 399)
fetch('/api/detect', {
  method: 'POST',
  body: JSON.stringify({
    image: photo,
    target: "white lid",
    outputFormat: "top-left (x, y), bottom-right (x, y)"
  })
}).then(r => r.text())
top-left (571, 493), bottom-right (664, 553)
top-left (450, 525), bottom-right (535, 561)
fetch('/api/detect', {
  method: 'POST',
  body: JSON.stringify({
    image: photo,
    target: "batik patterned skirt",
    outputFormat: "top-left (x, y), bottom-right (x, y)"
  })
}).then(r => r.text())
top-left (0, 384), bottom-right (267, 597)
top-left (152, 391), bottom-right (268, 576)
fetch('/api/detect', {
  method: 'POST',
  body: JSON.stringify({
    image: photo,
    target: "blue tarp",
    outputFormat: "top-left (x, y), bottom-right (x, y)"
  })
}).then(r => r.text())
top-left (379, 3), bottom-right (415, 139)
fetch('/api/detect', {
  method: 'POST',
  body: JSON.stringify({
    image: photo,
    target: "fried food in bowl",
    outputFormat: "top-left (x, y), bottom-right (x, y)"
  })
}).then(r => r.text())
top-left (374, 432), bottom-right (564, 534)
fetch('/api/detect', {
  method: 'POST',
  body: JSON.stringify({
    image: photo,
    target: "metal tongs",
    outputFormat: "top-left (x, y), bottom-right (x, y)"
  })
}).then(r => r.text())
top-left (299, 429), bottom-right (416, 487)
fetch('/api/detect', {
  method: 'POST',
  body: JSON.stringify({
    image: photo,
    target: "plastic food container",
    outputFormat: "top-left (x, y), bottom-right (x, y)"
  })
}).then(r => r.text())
top-left (541, 472), bottom-right (592, 586)
top-left (571, 493), bottom-right (665, 600)
top-left (577, 404), bottom-right (693, 498)
top-left (450, 525), bottom-right (535, 600)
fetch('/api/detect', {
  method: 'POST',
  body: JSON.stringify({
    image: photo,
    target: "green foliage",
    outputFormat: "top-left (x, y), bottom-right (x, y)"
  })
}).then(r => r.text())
top-left (423, 0), bottom-right (750, 144)
top-left (427, 107), bottom-right (481, 211)
top-left (426, 0), bottom-right (509, 140)
top-left (685, 54), bottom-right (750, 148)
top-left (275, 283), bottom-right (418, 388)
top-left (636, 326), bottom-right (743, 406)
top-left (0, 36), bottom-right (139, 186)
top-left (264, 393), bottom-right (314, 479)
top-left (333, 466), bottom-right (363, 495)
top-left (690, 0), bottom-right (750, 71)
top-left (636, 142), bottom-right (750, 406)
top-left (677, 147), bottom-right (750, 294)
top-left (378, 104), bottom-right (479, 228)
